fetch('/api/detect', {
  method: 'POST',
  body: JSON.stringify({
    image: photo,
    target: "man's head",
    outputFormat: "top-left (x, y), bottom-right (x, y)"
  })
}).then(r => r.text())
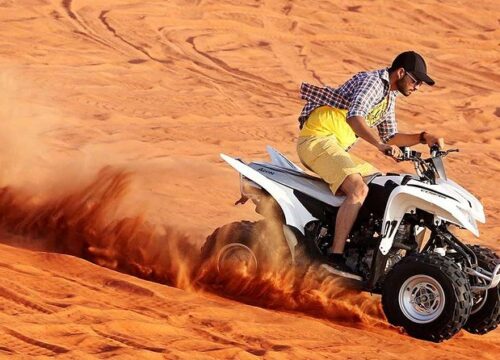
top-left (389, 51), bottom-right (434, 96)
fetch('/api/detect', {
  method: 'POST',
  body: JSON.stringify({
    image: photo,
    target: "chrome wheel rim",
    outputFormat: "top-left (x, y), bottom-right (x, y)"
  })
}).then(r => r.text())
top-left (217, 243), bottom-right (258, 275)
top-left (399, 275), bottom-right (446, 323)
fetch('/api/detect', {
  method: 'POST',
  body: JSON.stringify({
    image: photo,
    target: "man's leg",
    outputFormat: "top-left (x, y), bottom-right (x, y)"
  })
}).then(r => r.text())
top-left (331, 173), bottom-right (369, 254)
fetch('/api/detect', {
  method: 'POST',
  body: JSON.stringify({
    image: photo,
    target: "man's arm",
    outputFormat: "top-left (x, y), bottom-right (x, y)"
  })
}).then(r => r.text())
top-left (347, 116), bottom-right (401, 157)
top-left (387, 132), bottom-right (445, 148)
top-left (386, 133), bottom-right (421, 146)
top-left (347, 116), bottom-right (383, 147)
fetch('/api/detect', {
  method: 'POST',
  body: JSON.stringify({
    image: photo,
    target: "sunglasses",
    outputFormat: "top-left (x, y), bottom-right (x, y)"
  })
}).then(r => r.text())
top-left (405, 70), bottom-right (422, 87)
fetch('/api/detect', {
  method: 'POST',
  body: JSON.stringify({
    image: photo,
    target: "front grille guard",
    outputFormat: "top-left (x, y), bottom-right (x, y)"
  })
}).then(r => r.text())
top-left (466, 263), bottom-right (500, 291)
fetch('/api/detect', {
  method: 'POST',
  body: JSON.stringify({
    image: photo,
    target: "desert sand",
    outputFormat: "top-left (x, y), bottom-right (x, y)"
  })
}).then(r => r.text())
top-left (0, 0), bottom-right (499, 358)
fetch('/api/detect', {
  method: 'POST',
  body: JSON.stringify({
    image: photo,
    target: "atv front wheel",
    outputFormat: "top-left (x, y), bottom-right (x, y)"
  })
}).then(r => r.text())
top-left (464, 245), bottom-right (500, 335)
top-left (382, 253), bottom-right (472, 342)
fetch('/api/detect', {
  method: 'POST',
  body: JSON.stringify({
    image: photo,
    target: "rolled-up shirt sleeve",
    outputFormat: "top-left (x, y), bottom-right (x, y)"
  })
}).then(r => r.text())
top-left (347, 76), bottom-right (383, 119)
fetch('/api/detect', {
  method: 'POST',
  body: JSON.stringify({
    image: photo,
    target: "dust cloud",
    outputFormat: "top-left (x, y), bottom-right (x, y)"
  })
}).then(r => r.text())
top-left (0, 72), bottom-right (384, 328)
top-left (0, 166), bottom-right (385, 327)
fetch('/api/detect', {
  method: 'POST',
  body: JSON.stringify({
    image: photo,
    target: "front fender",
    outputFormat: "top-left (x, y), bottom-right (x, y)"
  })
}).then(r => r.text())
top-left (379, 184), bottom-right (479, 255)
top-left (437, 178), bottom-right (485, 223)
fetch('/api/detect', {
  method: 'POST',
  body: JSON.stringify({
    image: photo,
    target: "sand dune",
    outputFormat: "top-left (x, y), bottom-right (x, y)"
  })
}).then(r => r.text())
top-left (0, 0), bottom-right (499, 358)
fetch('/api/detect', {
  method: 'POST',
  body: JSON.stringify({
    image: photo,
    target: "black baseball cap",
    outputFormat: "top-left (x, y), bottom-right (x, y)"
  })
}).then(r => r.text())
top-left (391, 51), bottom-right (435, 86)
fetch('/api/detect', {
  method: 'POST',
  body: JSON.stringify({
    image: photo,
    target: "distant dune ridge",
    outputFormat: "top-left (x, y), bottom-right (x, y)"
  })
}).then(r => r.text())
top-left (0, 0), bottom-right (499, 358)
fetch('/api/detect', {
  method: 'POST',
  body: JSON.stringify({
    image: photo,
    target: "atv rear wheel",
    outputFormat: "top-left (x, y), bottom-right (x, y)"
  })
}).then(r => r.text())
top-left (216, 242), bottom-right (258, 275)
top-left (464, 245), bottom-right (500, 335)
top-left (382, 253), bottom-right (472, 342)
top-left (200, 221), bottom-right (260, 276)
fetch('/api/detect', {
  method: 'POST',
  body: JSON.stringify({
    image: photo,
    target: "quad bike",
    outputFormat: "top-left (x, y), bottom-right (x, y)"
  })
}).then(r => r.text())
top-left (201, 145), bottom-right (499, 342)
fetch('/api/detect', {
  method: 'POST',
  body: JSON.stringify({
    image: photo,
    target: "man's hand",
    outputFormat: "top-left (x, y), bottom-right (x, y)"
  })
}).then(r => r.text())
top-left (378, 143), bottom-right (402, 159)
top-left (423, 133), bottom-right (445, 149)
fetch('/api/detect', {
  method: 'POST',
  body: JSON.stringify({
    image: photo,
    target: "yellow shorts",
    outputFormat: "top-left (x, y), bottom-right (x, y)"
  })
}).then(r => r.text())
top-left (297, 136), bottom-right (378, 194)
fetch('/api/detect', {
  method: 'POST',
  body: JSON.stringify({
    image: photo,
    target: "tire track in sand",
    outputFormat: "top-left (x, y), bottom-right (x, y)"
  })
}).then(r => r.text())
top-left (185, 35), bottom-right (294, 97)
top-left (92, 328), bottom-right (165, 353)
top-left (0, 327), bottom-right (69, 356)
top-left (0, 285), bottom-right (54, 315)
top-left (60, 0), bottom-right (118, 51)
top-left (98, 9), bottom-right (172, 65)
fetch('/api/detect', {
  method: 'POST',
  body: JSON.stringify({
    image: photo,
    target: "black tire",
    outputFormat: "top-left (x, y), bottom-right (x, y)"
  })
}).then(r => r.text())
top-left (382, 253), bottom-right (472, 342)
top-left (199, 220), bottom-right (291, 275)
top-left (200, 221), bottom-right (256, 260)
top-left (199, 221), bottom-right (259, 274)
top-left (464, 245), bottom-right (500, 335)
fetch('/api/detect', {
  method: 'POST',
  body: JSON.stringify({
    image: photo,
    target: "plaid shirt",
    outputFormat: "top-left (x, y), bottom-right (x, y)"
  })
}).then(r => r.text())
top-left (298, 68), bottom-right (398, 143)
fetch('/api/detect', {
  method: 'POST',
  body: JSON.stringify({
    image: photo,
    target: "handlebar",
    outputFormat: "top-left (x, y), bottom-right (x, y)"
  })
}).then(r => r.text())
top-left (430, 145), bottom-right (459, 158)
top-left (429, 144), bottom-right (440, 153)
top-left (385, 147), bottom-right (421, 161)
top-left (387, 146), bottom-right (459, 162)
top-left (385, 146), bottom-right (459, 184)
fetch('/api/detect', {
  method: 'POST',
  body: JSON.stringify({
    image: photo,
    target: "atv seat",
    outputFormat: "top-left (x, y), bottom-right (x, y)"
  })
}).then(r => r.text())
top-left (249, 162), bottom-right (380, 208)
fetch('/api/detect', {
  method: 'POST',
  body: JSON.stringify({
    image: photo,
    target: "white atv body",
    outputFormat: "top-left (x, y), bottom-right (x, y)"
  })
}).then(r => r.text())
top-left (203, 145), bottom-right (499, 342)
top-left (222, 146), bottom-right (484, 255)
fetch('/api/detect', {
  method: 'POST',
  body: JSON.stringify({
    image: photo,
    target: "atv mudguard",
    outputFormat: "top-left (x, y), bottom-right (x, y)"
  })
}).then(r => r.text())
top-left (379, 180), bottom-right (482, 255)
top-left (220, 154), bottom-right (315, 235)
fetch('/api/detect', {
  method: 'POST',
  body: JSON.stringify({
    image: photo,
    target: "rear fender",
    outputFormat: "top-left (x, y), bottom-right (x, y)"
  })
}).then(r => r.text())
top-left (266, 145), bottom-right (305, 172)
top-left (221, 154), bottom-right (315, 234)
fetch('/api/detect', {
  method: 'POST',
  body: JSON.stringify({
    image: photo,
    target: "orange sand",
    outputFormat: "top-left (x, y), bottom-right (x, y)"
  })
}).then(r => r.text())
top-left (0, 0), bottom-right (499, 358)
